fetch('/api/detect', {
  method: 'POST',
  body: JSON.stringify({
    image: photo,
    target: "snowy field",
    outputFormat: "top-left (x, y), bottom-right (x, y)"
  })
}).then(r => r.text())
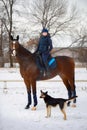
top-left (0, 68), bottom-right (87, 130)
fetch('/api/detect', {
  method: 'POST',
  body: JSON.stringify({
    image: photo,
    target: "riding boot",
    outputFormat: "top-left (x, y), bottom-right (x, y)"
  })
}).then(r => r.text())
top-left (40, 70), bottom-right (44, 76)
top-left (44, 62), bottom-right (50, 76)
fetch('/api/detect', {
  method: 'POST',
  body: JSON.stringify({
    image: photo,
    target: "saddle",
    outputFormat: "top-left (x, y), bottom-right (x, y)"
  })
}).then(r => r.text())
top-left (36, 53), bottom-right (56, 71)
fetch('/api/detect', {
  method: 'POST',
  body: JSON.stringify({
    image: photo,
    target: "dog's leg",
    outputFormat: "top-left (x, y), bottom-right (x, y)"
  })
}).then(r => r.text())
top-left (46, 106), bottom-right (49, 118)
top-left (61, 109), bottom-right (67, 120)
top-left (60, 103), bottom-right (67, 120)
top-left (46, 106), bottom-right (51, 118)
top-left (49, 106), bottom-right (51, 117)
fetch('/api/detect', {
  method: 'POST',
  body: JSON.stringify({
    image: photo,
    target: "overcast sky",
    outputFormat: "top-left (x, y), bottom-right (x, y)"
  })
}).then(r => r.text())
top-left (13, 0), bottom-right (87, 47)
top-left (74, 0), bottom-right (87, 11)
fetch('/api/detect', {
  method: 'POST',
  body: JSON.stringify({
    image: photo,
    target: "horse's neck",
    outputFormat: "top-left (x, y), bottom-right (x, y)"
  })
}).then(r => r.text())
top-left (19, 44), bottom-right (32, 55)
top-left (16, 44), bottom-right (33, 65)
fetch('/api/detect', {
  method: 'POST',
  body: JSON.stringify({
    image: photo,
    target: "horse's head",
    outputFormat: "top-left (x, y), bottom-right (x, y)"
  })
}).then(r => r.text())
top-left (10, 35), bottom-right (19, 56)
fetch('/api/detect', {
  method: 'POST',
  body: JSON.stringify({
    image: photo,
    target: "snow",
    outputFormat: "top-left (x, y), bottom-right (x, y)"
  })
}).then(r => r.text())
top-left (0, 68), bottom-right (87, 130)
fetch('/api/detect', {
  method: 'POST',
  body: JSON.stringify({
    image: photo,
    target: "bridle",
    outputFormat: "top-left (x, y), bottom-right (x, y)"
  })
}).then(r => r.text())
top-left (10, 35), bottom-right (19, 56)
top-left (10, 41), bottom-right (17, 56)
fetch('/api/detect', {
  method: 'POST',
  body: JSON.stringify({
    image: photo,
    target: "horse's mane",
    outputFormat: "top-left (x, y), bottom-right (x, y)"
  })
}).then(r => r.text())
top-left (18, 43), bottom-right (32, 56)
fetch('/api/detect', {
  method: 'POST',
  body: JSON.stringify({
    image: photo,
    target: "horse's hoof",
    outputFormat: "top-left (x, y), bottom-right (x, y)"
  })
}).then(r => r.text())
top-left (31, 106), bottom-right (36, 111)
top-left (71, 104), bottom-right (76, 107)
top-left (25, 105), bottom-right (30, 109)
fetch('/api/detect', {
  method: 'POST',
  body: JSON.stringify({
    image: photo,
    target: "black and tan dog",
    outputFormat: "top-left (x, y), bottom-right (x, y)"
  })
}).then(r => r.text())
top-left (40, 90), bottom-right (78, 120)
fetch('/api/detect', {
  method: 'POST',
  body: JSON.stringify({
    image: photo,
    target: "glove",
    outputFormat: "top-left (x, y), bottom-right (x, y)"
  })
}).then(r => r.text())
top-left (36, 51), bottom-right (41, 55)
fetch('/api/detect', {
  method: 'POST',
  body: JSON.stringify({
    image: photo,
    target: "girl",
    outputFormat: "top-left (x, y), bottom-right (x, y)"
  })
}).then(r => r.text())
top-left (36, 28), bottom-right (53, 76)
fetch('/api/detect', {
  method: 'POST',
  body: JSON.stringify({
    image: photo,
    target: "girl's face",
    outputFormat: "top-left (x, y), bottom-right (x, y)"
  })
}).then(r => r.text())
top-left (42, 32), bottom-right (48, 36)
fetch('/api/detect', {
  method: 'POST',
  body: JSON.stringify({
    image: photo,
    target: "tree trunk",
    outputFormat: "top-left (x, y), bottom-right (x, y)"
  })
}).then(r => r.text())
top-left (9, 35), bottom-right (13, 67)
top-left (9, 52), bottom-right (13, 67)
top-left (0, 20), bottom-right (4, 67)
top-left (9, 1), bottom-right (13, 67)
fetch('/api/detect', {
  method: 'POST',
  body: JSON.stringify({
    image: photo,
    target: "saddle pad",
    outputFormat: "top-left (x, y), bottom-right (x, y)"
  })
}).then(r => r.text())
top-left (48, 58), bottom-right (56, 69)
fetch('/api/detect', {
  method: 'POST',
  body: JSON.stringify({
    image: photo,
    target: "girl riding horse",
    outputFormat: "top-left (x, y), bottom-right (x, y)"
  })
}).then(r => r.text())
top-left (36, 28), bottom-right (53, 76)
top-left (10, 35), bottom-right (77, 110)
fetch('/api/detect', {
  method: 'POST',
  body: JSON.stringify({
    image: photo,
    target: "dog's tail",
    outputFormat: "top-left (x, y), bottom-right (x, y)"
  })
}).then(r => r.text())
top-left (66, 96), bottom-right (78, 102)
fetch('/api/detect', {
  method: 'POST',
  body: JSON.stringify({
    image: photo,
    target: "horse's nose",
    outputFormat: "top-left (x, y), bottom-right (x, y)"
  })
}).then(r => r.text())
top-left (12, 49), bottom-right (16, 56)
top-left (10, 49), bottom-right (16, 56)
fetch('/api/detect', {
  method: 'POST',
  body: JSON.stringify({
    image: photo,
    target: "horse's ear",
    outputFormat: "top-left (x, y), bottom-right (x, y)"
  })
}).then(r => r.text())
top-left (17, 35), bottom-right (19, 41)
top-left (46, 91), bottom-right (48, 94)
top-left (40, 90), bottom-right (43, 93)
top-left (10, 35), bottom-right (13, 41)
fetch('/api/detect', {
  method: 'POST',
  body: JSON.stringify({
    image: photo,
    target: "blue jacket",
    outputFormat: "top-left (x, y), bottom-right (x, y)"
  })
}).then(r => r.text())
top-left (37, 35), bottom-right (53, 53)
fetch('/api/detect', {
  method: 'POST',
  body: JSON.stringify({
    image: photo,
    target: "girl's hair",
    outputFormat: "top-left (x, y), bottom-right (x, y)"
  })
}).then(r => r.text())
top-left (47, 33), bottom-right (51, 38)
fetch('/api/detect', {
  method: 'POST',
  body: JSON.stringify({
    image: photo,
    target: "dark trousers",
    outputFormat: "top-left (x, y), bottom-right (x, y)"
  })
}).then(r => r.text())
top-left (41, 52), bottom-right (50, 71)
top-left (42, 52), bottom-right (49, 63)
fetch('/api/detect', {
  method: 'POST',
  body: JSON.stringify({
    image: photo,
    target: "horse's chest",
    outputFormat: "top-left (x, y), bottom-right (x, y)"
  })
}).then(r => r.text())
top-left (20, 66), bottom-right (36, 78)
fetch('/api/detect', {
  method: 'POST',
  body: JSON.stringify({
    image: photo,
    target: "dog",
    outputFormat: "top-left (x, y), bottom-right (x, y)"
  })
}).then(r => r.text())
top-left (40, 90), bottom-right (78, 120)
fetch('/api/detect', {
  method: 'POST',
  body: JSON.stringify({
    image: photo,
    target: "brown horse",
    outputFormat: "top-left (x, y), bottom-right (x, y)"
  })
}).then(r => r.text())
top-left (10, 35), bottom-right (76, 110)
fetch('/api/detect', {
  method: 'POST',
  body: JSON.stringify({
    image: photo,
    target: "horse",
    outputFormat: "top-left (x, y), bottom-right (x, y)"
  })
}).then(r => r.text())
top-left (10, 35), bottom-right (77, 110)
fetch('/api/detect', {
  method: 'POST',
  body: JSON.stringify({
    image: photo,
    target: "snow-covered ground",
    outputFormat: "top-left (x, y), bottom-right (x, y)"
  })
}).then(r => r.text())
top-left (0, 68), bottom-right (87, 130)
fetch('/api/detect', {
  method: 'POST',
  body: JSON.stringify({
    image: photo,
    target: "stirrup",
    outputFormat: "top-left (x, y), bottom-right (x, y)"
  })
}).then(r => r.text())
top-left (43, 71), bottom-right (46, 77)
top-left (44, 70), bottom-right (50, 76)
top-left (46, 71), bottom-right (50, 76)
top-left (40, 70), bottom-right (43, 74)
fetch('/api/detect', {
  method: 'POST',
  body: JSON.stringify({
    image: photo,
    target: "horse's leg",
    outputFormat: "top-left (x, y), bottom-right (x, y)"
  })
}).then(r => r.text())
top-left (71, 85), bottom-right (77, 105)
top-left (31, 80), bottom-right (38, 110)
top-left (67, 88), bottom-right (72, 106)
top-left (68, 77), bottom-right (77, 107)
top-left (24, 79), bottom-right (32, 109)
top-left (62, 77), bottom-right (72, 106)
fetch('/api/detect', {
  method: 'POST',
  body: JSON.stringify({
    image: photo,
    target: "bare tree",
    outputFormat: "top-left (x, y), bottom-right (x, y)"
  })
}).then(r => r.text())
top-left (0, 0), bottom-right (16, 67)
top-left (30, 0), bottom-right (78, 36)
top-left (70, 24), bottom-right (87, 64)
top-left (0, 19), bottom-right (4, 67)
top-left (0, 20), bottom-right (3, 56)
top-left (70, 24), bottom-right (87, 46)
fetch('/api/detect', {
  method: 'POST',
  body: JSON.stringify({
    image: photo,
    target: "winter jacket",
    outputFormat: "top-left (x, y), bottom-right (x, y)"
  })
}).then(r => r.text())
top-left (36, 35), bottom-right (53, 53)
